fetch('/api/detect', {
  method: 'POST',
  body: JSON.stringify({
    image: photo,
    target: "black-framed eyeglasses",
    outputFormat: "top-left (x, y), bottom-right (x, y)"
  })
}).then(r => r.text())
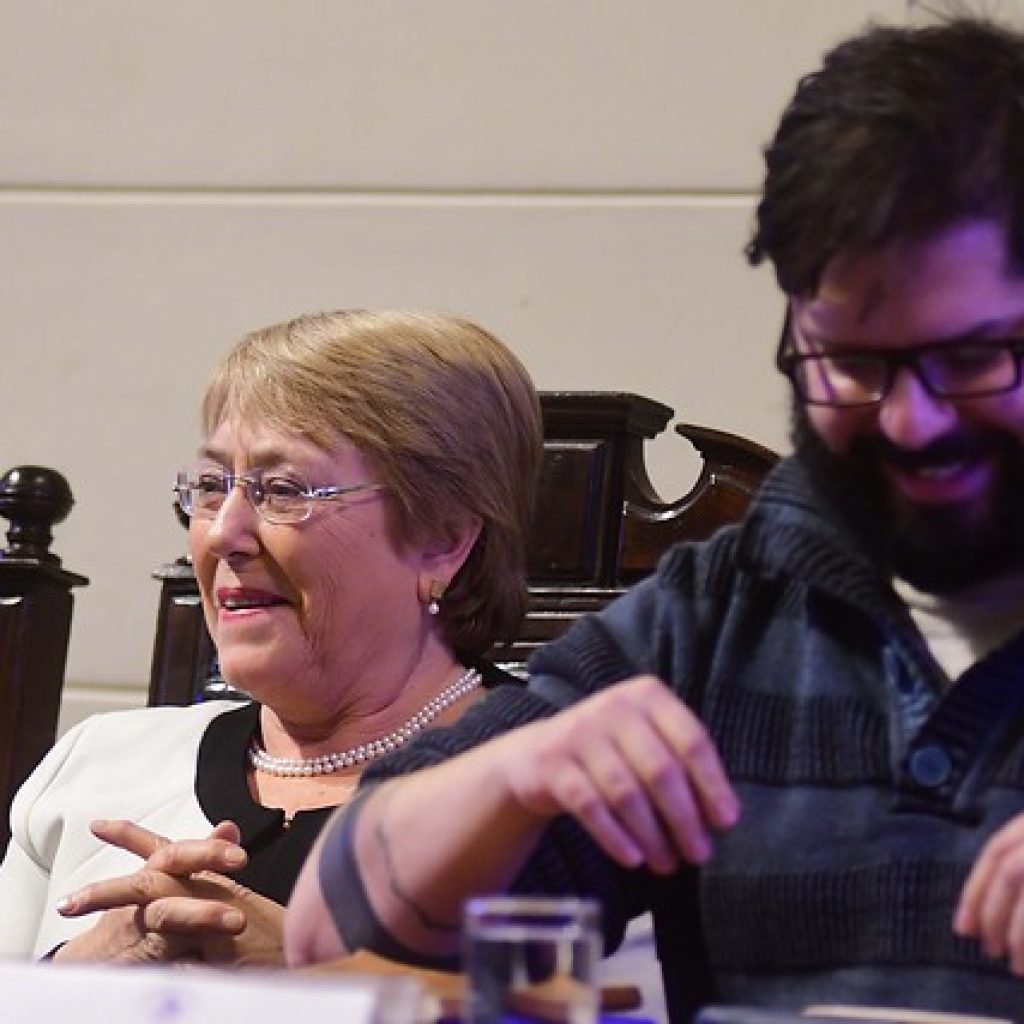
top-left (775, 311), bottom-right (1024, 408)
top-left (174, 468), bottom-right (386, 525)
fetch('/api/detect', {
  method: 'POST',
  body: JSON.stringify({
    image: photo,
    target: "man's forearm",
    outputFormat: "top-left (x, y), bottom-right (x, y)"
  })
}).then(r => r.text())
top-left (356, 766), bottom-right (544, 956)
top-left (288, 739), bottom-right (549, 965)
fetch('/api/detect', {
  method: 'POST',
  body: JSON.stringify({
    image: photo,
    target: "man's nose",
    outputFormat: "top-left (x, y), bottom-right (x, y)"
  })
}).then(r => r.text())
top-left (876, 366), bottom-right (958, 450)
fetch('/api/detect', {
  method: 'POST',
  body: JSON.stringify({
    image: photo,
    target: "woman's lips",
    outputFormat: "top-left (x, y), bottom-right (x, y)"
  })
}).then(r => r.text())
top-left (216, 586), bottom-right (289, 613)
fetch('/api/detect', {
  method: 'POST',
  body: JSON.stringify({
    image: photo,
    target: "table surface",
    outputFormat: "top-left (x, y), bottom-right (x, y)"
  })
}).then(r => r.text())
top-left (311, 955), bottom-right (1018, 1024)
top-left (311, 950), bottom-right (656, 1023)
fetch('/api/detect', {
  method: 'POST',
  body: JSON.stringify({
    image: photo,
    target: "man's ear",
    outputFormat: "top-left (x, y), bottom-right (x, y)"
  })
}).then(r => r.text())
top-left (415, 515), bottom-right (483, 601)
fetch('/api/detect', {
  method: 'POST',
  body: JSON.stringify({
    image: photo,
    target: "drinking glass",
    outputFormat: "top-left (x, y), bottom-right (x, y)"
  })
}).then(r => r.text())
top-left (463, 895), bottom-right (601, 1024)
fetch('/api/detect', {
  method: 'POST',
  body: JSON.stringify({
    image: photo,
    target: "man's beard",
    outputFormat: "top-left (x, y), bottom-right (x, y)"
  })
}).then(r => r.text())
top-left (791, 403), bottom-right (1024, 594)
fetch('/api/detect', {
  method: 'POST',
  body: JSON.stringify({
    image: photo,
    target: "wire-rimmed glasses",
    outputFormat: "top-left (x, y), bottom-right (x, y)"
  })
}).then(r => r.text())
top-left (174, 468), bottom-right (386, 525)
top-left (775, 313), bottom-right (1024, 408)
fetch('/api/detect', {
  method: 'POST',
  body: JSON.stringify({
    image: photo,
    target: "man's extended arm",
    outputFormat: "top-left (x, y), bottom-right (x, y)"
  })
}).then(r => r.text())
top-left (284, 675), bottom-right (739, 966)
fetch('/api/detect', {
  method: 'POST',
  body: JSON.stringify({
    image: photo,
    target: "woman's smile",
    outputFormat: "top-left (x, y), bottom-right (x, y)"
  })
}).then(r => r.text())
top-left (216, 585), bottom-right (290, 615)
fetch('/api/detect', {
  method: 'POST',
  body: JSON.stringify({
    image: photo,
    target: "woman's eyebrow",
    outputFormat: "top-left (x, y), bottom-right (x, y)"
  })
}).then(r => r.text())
top-left (194, 444), bottom-right (297, 467)
top-left (195, 444), bottom-right (229, 464)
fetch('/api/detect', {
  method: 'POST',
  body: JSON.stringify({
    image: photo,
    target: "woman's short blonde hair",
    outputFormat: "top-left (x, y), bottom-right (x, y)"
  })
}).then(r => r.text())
top-left (201, 310), bottom-right (543, 656)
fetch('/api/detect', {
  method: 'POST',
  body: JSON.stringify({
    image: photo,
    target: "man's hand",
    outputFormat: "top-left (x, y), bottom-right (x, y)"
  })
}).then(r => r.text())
top-left (55, 819), bottom-right (285, 966)
top-left (955, 813), bottom-right (1024, 974)
top-left (499, 675), bottom-right (739, 874)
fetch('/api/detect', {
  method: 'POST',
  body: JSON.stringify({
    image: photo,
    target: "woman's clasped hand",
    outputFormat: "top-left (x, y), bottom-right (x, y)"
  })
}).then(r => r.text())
top-left (54, 819), bottom-right (283, 965)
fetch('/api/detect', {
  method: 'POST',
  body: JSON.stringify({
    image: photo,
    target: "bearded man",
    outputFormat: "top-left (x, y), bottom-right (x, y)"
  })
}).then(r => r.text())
top-left (287, 16), bottom-right (1024, 1022)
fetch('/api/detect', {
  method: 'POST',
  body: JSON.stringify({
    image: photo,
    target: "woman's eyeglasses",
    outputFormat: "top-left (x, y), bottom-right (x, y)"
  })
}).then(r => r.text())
top-left (174, 469), bottom-right (385, 525)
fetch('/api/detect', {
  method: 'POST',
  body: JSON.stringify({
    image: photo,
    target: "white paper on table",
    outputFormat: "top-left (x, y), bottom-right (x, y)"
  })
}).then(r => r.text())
top-left (0, 959), bottom-right (424, 1024)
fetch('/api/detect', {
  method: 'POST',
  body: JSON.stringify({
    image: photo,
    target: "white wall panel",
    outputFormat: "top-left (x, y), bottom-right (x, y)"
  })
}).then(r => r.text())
top-left (5, 0), bottom-right (1000, 723)
top-left (0, 0), bottom-right (908, 190)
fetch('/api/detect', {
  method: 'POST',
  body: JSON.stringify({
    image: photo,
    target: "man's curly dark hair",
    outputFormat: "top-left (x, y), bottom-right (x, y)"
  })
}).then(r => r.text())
top-left (747, 15), bottom-right (1024, 295)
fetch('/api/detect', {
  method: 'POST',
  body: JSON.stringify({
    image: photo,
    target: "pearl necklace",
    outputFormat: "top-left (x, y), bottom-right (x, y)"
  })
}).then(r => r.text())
top-left (248, 667), bottom-right (482, 777)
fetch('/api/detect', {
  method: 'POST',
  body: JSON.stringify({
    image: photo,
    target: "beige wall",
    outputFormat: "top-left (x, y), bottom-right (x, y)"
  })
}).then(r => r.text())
top-left (0, 1), bottom-right (924, 728)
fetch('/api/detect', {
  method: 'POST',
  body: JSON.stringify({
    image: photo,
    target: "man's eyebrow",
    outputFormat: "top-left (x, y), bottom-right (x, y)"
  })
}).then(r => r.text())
top-left (800, 315), bottom-right (1024, 350)
top-left (935, 317), bottom-right (1024, 343)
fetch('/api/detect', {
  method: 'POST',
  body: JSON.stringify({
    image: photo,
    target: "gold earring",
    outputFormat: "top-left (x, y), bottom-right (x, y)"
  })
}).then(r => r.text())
top-left (427, 579), bottom-right (446, 616)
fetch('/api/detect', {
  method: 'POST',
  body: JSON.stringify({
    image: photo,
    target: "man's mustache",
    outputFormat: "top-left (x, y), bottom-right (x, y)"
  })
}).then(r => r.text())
top-left (862, 432), bottom-right (993, 473)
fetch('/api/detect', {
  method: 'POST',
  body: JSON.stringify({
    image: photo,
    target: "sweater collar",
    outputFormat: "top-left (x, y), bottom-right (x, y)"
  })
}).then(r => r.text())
top-left (737, 455), bottom-right (903, 623)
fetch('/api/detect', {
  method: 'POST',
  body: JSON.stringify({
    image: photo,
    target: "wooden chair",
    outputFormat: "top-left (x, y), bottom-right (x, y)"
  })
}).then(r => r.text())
top-left (148, 392), bottom-right (778, 703)
top-left (0, 466), bottom-right (88, 852)
top-left (491, 392), bottom-right (778, 671)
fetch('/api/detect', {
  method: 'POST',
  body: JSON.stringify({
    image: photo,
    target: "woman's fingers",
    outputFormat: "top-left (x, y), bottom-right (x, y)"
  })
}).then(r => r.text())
top-left (58, 867), bottom-right (187, 916)
top-left (141, 896), bottom-right (246, 936)
top-left (90, 819), bottom-right (170, 860)
top-left (209, 820), bottom-right (243, 845)
top-left (146, 836), bottom-right (248, 876)
top-left (88, 818), bottom-right (247, 877)
top-left (60, 818), bottom-right (248, 918)
top-left (60, 869), bottom-right (249, 936)
top-left (55, 820), bottom-right (267, 963)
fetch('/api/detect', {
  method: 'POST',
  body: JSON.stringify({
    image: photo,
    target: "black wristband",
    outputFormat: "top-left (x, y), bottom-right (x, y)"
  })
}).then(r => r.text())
top-left (318, 784), bottom-right (458, 970)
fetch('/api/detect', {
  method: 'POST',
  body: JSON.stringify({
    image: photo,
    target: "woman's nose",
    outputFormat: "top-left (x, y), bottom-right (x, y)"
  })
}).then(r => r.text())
top-left (204, 482), bottom-right (262, 556)
top-left (877, 366), bottom-right (958, 449)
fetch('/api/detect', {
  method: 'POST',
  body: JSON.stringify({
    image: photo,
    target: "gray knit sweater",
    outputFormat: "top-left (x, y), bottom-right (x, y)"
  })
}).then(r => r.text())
top-left (366, 456), bottom-right (1024, 1022)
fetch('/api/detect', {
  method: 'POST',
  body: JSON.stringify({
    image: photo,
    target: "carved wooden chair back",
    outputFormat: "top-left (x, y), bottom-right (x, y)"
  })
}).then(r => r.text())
top-left (0, 467), bottom-right (87, 852)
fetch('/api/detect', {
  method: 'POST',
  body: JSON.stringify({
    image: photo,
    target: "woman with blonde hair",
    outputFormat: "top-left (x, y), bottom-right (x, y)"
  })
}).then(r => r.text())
top-left (0, 308), bottom-right (542, 964)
